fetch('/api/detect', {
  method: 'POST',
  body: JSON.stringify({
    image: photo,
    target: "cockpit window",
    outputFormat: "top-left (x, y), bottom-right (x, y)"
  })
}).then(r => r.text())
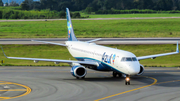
top-left (121, 57), bottom-right (137, 62)
top-left (132, 57), bottom-right (137, 61)
top-left (126, 58), bottom-right (132, 61)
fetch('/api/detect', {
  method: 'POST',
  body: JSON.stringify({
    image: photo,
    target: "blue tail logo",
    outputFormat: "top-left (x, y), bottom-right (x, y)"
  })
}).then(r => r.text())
top-left (67, 21), bottom-right (72, 38)
top-left (66, 8), bottom-right (78, 41)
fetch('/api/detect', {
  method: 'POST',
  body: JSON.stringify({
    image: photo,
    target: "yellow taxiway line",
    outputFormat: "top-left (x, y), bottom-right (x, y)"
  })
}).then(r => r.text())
top-left (94, 76), bottom-right (157, 101)
top-left (95, 76), bottom-right (180, 101)
top-left (0, 81), bottom-right (31, 101)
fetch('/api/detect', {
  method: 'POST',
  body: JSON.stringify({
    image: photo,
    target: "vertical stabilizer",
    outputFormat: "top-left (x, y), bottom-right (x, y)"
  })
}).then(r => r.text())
top-left (66, 8), bottom-right (78, 41)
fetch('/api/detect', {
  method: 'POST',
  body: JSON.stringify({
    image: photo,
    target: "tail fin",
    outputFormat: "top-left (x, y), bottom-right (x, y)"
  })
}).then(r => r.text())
top-left (66, 8), bottom-right (78, 41)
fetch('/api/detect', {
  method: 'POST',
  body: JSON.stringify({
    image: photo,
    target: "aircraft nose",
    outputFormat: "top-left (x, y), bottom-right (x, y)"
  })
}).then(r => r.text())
top-left (126, 63), bottom-right (140, 75)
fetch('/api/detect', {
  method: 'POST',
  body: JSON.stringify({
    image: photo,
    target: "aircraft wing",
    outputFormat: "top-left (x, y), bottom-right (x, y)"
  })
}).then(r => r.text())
top-left (1, 47), bottom-right (98, 66)
top-left (137, 42), bottom-right (179, 60)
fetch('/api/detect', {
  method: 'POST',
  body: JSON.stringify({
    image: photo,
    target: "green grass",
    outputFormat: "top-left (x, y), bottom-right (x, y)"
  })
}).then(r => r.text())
top-left (0, 44), bottom-right (179, 67)
top-left (0, 18), bottom-right (180, 38)
top-left (81, 13), bottom-right (180, 18)
top-left (0, 45), bottom-right (74, 66)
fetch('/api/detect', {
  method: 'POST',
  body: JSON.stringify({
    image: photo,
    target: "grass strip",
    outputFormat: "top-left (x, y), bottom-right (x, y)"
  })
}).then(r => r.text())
top-left (0, 18), bottom-right (180, 38)
top-left (81, 13), bottom-right (180, 18)
top-left (0, 44), bottom-right (179, 67)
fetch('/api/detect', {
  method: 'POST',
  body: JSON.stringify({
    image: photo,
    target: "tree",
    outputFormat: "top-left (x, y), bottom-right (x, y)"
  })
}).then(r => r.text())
top-left (0, 0), bottom-right (3, 6)
top-left (20, 0), bottom-right (33, 10)
top-left (2, 10), bottom-right (14, 19)
top-left (58, 1), bottom-right (71, 11)
top-left (72, 12), bottom-right (80, 18)
top-left (32, 1), bottom-right (41, 10)
top-left (5, 3), bottom-right (8, 6)
top-left (0, 10), bottom-right (2, 19)
top-left (85, 7), bottom-right (94, 14)
top-left (59, 10), bottom-right (66, 18)
top-left (165, 0), bottom-right (173, 10)
top-left (20, 2), bottom-right (29, 10)
top-left (155, 0), bottom-right (166, 10)
top-left (9, 1), bottom-right (19, 6)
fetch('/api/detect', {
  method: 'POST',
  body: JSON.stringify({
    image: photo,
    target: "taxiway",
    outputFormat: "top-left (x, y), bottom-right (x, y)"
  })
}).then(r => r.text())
top-left (0, 67), bottom-right (180, 101)
top-left (0, 38), bottom-right (180, 45)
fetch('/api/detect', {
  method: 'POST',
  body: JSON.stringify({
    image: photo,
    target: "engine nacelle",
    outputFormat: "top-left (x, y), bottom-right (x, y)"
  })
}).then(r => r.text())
top-left (137, 64), bottom-right (144, 75)
top-left (71, 65), bottom-right (87, 78)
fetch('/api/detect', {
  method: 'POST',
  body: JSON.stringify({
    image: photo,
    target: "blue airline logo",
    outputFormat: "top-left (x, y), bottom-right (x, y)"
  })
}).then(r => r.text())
top-left (102, 52), bottom-right (116, 64)
top-left (67, 21), bottom-right (72, 38)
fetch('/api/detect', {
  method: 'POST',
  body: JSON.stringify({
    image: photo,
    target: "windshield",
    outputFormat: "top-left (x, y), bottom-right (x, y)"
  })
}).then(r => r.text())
top-left (121, 57), bottom-right (137, 62)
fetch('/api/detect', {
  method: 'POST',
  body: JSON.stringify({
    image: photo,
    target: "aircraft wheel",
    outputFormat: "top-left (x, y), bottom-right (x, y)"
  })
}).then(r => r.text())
top-left (113, 72), bottom-right (117, 77)
top-left (128, 81), bottom-right (130, 85)
top-left (125, 77), bottom-right (130, 85)
top-left (118, 73), bottom-right (122, 78)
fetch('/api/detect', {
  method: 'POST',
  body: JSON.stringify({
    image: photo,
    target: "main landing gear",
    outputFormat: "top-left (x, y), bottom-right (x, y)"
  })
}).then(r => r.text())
top-left (112, 71), bottom-right (122, 78)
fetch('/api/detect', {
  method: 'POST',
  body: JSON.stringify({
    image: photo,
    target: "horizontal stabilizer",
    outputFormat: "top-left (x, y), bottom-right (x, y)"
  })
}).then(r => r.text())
top-left (86, 38), bottom-right (102, 43)
top-left (32, 40), bottom-right (67, 46)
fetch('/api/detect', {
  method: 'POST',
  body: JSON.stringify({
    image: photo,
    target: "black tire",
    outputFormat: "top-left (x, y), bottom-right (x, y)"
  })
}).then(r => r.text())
top-left (82, 76), bottom-right (85, 79)
top-left (118, 74), bottom-right (122, 78)
top-left (113, 72), bottom-right (117, 77)
top-left (128, 82), bottom-right (130, 85)
top-left (76, 77), bottom-right (79, 79)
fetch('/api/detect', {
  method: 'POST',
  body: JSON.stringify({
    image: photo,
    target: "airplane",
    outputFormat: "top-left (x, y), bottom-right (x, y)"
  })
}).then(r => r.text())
top-left (1, 8), bottom-right (179, 85)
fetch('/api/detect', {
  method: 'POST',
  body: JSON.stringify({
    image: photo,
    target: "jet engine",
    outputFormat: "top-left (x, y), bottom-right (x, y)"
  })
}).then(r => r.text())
top-left (137, 64), bottom-right (144, 75)
top-left (71, 65), bottom-right (87, 78)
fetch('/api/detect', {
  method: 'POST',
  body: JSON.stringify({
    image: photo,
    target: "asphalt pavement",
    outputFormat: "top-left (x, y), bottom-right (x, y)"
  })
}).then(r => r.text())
top-left (0, 38), bottom-right (180, 45)
top-left (0, 67), bottom-right (180, 101)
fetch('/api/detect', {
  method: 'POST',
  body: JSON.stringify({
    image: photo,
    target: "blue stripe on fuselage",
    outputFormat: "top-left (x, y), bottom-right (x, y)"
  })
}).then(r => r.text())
top-left (75, 57), bottom-right (125, 74)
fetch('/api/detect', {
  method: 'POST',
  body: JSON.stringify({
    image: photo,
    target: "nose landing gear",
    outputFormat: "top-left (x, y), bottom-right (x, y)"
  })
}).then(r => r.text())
top-left (125, 77), bottom-right (130, 85)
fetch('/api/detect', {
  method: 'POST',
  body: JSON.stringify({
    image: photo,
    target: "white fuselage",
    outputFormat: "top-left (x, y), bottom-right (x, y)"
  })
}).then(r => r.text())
top-left (65, 41), bottom-right (141, 75)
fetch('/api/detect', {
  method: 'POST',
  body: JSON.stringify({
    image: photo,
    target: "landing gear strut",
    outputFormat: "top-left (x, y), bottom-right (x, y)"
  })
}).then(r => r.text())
top-left (113, 72), bottom-right (117, 77)
top-left (125, 76), bottom-right (130, 85)
top-left (112, 72), bottom-right (122, 78)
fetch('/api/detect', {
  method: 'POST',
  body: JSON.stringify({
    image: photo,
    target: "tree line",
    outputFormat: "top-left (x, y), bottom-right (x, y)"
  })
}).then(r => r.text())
top-left (1, 0), bottom-right (180, 19)
top-left (0, 6), bottom-right (81, 19)
top-left (18, 0), bottom-right (180, 11)
top-left (1, 0), bottom-right (180, 12)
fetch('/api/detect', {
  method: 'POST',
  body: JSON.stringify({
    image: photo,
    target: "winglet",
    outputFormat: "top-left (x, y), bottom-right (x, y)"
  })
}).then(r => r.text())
top-left (1, 46), bottom-right (8, 58)
top-left (177, 41), bottom-right (179, 53)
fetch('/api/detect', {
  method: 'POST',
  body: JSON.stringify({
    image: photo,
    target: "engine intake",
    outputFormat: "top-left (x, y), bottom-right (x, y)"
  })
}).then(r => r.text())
top-left (71, 65), bottom-right (87, 78)
top-left (137, 64), bottom-right (144, 75)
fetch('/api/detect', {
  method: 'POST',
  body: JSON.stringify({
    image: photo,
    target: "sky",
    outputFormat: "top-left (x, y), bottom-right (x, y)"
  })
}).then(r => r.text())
top-left (2, 0), bottom-right (39, 4)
